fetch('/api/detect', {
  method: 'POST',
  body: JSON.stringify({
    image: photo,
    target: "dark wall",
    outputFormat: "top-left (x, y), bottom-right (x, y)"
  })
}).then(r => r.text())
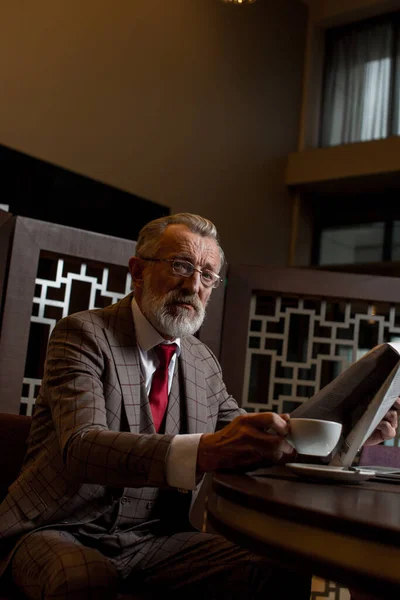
top-left (0, 144), bottom-right (169, 241)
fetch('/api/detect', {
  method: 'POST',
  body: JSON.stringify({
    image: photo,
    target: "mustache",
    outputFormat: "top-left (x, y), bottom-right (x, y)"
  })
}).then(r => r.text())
top-left (164, 290), bottom-right (203, 311)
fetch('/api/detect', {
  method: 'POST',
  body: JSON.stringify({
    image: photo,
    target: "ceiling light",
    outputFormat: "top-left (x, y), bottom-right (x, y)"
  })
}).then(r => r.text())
top-left (220, 0), bottom-right (256, 4)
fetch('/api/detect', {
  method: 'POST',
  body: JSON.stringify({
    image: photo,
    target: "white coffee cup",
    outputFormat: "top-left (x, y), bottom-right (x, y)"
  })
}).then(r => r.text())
top-left (287, 418), bottom-right (342, 456)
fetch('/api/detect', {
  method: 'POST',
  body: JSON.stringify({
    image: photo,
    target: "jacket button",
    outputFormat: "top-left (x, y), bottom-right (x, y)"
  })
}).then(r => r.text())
top-left (121, 496), bottom-right (128, 505)
top-left (146, 502), bottom-right (153, 509)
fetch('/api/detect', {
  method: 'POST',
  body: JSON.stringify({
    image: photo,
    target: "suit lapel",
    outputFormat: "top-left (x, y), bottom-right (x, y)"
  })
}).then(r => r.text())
top-left (179, 339), bottom-right (208, 434)
top-left (103, 292), bottom-right (142, 432)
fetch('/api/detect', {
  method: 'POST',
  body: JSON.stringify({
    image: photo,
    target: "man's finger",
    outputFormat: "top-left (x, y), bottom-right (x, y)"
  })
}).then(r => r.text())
top-left (384, 409), bottom-right (398, 428)
top-left (246, 411), bottom-right (290, 435)
top-left (262, 433), bottom-right (294, 456)
top-left (250, 422), bottom-right (292, 449)
top-left (393, 398), bottom-right (400, 411)
top-left (375, 420), bottom-right (396, 440)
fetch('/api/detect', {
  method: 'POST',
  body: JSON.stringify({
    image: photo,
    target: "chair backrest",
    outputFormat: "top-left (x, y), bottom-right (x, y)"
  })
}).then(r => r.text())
top-left (0, 413), bottom-right (32, 501)
top-left (359, 444), bottom-right (400, 468)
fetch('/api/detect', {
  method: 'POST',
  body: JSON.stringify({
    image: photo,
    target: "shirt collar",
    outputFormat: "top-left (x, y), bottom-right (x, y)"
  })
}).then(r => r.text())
top-left (131, 297), bottom-right (181, 356)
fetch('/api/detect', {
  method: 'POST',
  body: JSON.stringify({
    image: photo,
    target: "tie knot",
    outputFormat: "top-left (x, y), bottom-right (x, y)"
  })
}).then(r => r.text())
top-left (154, 343), bottom-right (177, 368)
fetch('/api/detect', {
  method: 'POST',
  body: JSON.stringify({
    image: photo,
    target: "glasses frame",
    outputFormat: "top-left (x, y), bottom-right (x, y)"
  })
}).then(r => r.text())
top-left (139, 257), bottom-right (223, 289)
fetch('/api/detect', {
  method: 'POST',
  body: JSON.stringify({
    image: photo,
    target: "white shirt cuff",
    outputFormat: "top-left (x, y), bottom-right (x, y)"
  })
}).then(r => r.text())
top-left (166, 434), bottom-right (202, 490)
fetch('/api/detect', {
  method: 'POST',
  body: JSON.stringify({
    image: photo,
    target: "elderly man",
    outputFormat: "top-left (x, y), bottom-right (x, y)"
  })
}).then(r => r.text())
top-left (0, 213), bottom-right (398, 600)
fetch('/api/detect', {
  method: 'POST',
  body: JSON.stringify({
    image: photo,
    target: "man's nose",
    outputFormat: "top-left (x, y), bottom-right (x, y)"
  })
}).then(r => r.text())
top-left (181, 270), bottom-right (202, 294)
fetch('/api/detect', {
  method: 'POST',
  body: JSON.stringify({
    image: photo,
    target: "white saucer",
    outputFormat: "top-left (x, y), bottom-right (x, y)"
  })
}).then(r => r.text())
top-left (286, 463), bottom-right (376, 483)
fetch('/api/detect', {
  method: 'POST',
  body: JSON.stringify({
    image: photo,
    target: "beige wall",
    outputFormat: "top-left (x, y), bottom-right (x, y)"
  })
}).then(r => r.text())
top-left (0, 0), bottom-right (307, 267)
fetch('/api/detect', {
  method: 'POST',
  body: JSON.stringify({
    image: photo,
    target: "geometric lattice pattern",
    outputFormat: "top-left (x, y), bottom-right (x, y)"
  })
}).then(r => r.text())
top-left (243, 294), bottom-right (400, 418)
top-left (21, 254), bottom-right (131, 415)
top-left (33, 258), bottom-right (131, 330)
top-left (310, 577), bottom-right (350, 600)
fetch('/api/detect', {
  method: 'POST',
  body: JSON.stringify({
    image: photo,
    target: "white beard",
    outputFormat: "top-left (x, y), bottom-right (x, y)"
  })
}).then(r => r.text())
top-left (140, 282), bottom-right (206, 338)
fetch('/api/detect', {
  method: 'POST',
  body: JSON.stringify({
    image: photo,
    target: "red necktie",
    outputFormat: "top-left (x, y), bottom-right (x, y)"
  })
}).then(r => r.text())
top-left (149, 343), bottom-right (177, 432)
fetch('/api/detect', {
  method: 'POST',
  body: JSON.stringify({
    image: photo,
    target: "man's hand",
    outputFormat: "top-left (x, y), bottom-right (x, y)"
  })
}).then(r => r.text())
top-left (364, 398), bottom-right (400, 446)
top-left (197, 412), bottom-right (296, 474)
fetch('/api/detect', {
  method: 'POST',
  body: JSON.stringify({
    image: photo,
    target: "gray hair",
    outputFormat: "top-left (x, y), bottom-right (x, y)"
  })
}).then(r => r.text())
top-left (135, 212), bottom-right (225, 267)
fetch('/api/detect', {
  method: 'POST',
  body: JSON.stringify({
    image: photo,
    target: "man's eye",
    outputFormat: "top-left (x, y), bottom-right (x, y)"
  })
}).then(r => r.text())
top-left (202, 271), bottom-right (214, 281)
top-left (174, 260), bottom-right (191, 272)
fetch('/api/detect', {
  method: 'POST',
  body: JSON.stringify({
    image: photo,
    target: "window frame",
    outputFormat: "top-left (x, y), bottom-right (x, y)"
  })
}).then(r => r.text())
top-left (319, 9), bottom-right (400, 148)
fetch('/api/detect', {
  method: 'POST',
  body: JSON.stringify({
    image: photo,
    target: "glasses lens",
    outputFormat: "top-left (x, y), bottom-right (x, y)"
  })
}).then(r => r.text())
top-left (201, 271), bottom-right (218, 288)
top-left (172, 260), bottom-right (193, 276)
top-left (171, 260), bottom-right (220, 288)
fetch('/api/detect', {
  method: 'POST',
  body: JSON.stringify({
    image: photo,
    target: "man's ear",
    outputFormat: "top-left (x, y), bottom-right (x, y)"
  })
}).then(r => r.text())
top-left (129, 256), bottom-right (145, 289)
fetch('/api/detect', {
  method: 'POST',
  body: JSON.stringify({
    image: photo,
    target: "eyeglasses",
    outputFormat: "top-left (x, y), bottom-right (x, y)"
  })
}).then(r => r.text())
top-left (139, 257), bottom-right (223, 289)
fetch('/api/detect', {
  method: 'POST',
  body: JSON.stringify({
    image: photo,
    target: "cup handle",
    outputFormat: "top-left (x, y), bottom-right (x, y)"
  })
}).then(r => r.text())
top-left (266, 427), bottom-right (295, 449)
top-left (285, 435), bottom-right (295, 449)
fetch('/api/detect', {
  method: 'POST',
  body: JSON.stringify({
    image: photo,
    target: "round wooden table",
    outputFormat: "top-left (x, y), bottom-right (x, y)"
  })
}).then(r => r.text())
top-left (206, 467), bottom-right (400, 597)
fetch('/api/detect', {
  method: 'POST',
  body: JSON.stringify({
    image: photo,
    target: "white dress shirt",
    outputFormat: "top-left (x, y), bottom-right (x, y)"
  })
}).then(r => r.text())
top-left (131, 298), bottom-right (201, 491)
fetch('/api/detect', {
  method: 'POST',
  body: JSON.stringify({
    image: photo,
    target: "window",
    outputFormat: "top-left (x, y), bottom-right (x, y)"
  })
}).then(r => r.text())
top-left (312, 196), bottom-right (400, 267)
top-left (320, 12), bottom-right (400, 147)
top-left (319, 222), bottom-right (385, 265)
top-left (392, 221), bottom-right (400, 260)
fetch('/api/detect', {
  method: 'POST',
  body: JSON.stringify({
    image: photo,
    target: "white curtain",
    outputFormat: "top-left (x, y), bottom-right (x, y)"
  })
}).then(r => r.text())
top-left (320, 20), bottom-right (397, 147)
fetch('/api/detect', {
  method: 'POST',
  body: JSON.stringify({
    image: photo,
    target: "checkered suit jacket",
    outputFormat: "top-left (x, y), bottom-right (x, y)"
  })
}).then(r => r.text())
top-left (0, 292), bottom-right (243, 577)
